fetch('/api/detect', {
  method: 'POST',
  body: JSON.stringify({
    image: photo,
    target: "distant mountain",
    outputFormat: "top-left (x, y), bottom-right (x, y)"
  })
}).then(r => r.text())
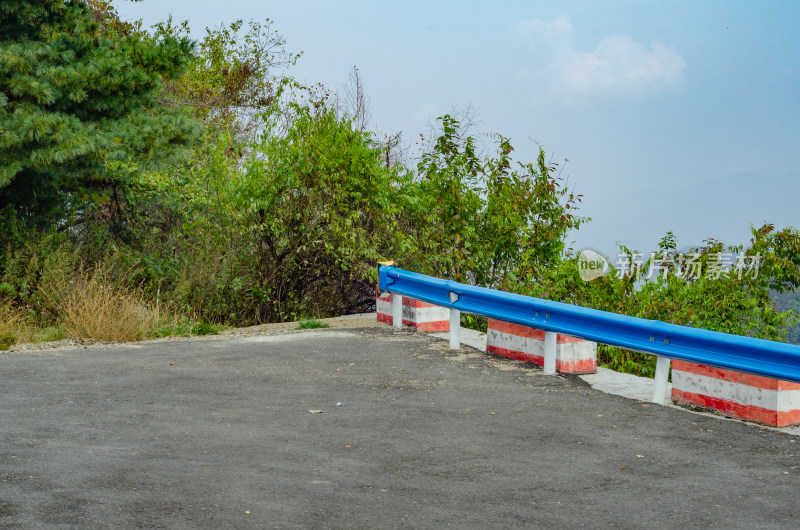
top-left (570, 171), bottom-right (800, 256)
top-left (771, 289), bottom-right (800, 345)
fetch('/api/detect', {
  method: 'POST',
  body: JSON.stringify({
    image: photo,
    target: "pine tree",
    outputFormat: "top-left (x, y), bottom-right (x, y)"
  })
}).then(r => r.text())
top-left (0, 0), bottom-right (201, 224)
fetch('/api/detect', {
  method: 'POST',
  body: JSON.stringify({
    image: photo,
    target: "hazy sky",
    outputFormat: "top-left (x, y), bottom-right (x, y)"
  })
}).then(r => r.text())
top-left (120, 0), bottom-right (800, 256)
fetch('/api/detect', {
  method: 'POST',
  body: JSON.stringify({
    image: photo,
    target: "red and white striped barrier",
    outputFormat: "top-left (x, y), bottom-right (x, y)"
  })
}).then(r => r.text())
top-left (376, 293), bottom-right (450, 332)
top-left (486, 319), bottom-right (597, 374)
top-left (671, 360), bottom-right (800, 427)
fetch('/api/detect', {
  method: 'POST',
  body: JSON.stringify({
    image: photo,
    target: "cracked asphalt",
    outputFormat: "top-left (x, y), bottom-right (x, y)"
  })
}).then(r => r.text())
top-left (2, 326), bottom-right (799, 528)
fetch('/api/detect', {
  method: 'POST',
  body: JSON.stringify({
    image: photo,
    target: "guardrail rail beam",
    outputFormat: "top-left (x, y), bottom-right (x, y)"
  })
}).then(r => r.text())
top-left (378, 264), bottom-right (800, 388)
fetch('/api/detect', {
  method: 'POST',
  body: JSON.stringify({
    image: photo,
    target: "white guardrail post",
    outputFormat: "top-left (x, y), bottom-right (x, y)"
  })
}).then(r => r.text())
top-left (543, 331), bottom-right (557, 374)
top-left (392, 294), bottom-right (403, 329)
top-left (449, 308), bottom-right (461, 349)
top-left (651, 355), bottom-right (671, 404)
top-left (449, 292), bottom-right (460, 349)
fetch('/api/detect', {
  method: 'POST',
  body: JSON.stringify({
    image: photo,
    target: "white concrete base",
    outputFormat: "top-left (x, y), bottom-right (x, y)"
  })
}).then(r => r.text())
top-left (671, 360), bottom-right (800, 427)
top-left (486, 319), bottom-right (597, 374)
top-left (430, 328), bottom-right (487, 352)
top-left (581, 367), bottom-right (672, 403)
top-left (376, 293), bottom-right (450, 332)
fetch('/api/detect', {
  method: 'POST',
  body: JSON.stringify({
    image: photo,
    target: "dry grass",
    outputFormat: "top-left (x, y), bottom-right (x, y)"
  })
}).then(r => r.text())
top-left (46, 267), bottom-right (160, 342)
top-left (0, 302), bottom-right (28, 350)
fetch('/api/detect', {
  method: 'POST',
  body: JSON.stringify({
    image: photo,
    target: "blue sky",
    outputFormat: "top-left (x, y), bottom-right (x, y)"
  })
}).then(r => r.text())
top-left (121, 0), bottom-right (800, 256)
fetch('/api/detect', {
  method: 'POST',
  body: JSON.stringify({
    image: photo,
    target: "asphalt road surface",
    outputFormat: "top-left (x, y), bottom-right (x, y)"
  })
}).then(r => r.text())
top-left (2, 327), bottom-right (799, 528)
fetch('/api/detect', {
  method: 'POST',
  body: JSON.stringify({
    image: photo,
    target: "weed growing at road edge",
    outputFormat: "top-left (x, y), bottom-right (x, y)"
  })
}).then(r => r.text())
top-left (296, 318), bottom-right (330, 330)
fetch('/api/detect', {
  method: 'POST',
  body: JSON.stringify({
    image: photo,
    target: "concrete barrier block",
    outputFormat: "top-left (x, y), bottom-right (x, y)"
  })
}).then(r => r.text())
top-left (486, 319), bottom-right (596, 374)
top-left (671, 360), bottom-right (800, 427)
top-left (376, 293), bottom-right (450, 332)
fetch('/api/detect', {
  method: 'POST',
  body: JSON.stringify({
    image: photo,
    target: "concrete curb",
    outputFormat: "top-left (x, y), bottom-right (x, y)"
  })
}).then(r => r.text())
top-left (486, 318), bottom-right (597, 374)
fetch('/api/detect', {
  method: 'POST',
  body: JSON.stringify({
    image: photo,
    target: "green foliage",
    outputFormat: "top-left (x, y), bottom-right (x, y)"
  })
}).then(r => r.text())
top-left (0, 334), bottom-right (14, 351)
top-left (0, 0), bottom-right (201, 226)
top-left (191, 322), bottom-right (220, 335)
top-left (522, 224), bottom-right (800, 376)
top-left (153, 317), bottom-right (220, 338)
top-left (0, 282), bottom-right (15, 298)
top-left (2, 4), bottom-right (798, 376)
top-left (772, 289), bottom-right (800, 344)
top-left (84, 0), bottom-right (140, 37)
top-left (219, 99), bottom-right (400, 322)
top-left (1, 6), bottom-right (590, 336)
top-left (401, 115), bottom-right (584, 289)
top-left (150, 17), bottom-right (300, 141)
top-left (461, 314), bottom-right (487, 333)
top-left (296, 318), bottom-right (330, 330)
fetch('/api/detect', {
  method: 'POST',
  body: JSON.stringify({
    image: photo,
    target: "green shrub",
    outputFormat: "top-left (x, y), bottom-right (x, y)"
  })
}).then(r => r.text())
top-left (296, 318), bottom-right (330, 330)
top-left (0, 282), bottom-right (15, 298)
top-left (190, 322), bottom-right (220, 335)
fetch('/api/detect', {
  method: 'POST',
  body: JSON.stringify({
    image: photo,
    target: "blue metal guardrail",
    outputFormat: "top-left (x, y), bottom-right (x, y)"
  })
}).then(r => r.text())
top-left (378, 265), bottom-right (800, 385)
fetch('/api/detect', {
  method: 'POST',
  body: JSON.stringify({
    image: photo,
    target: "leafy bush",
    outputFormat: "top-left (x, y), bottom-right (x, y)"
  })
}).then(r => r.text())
top-left (400, 115), bottom-right (584, 289)
top-left (0, 282), bottom-right (15, 298)
top-left (521, 226), bottom-right (800, 376)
